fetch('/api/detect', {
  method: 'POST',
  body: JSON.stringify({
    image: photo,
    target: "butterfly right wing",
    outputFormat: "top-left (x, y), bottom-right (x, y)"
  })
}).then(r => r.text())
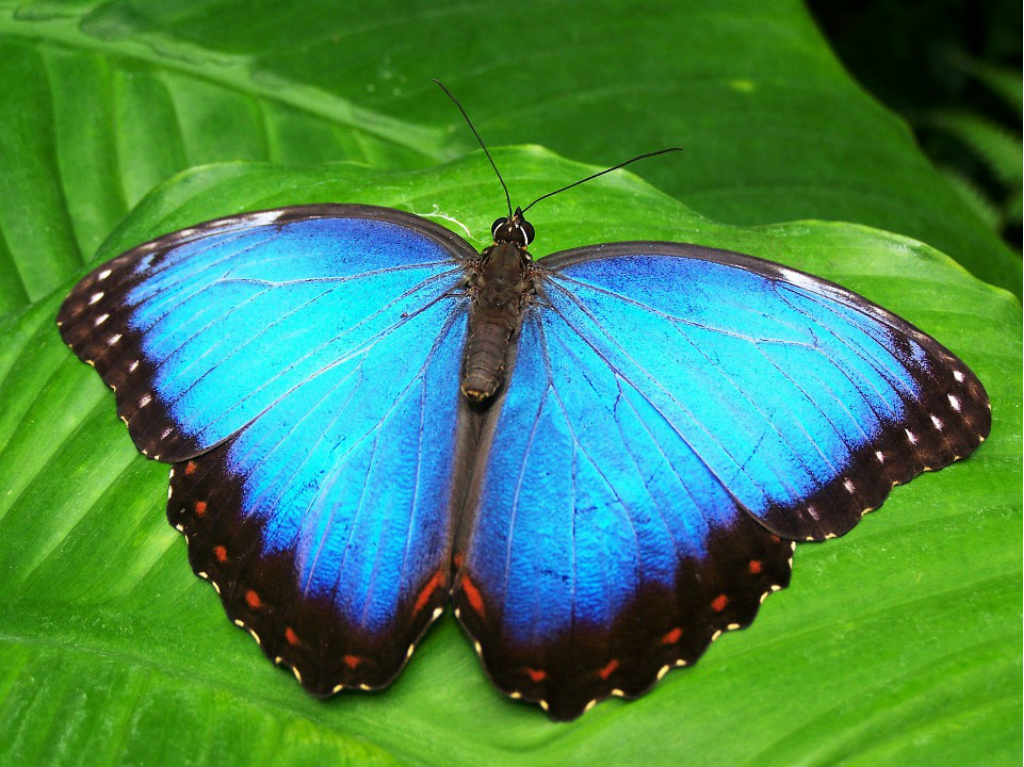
top-left (452, 242), bottom-right (988, 719)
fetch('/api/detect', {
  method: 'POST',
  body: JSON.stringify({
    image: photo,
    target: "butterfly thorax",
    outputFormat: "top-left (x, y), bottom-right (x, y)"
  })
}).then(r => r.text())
top-left (461, 240), bottom-right (534, 404)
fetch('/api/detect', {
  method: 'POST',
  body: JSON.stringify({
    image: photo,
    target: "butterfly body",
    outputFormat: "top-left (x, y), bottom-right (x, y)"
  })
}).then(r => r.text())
top-left (57, 202), bottom-right (990, 720)
top-left (461, 238), bottom-right (534, 402)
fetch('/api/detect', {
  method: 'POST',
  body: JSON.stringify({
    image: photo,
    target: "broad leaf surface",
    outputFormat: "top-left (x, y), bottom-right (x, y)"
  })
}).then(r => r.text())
top-left (0, 0), bottom-right (1018, 314)
top-left (0, 154), bottom-right (1020, 765)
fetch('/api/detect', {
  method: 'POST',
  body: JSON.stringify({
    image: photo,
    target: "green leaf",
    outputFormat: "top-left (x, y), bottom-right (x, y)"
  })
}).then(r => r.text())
top-left (0, 0), bottom-right (1019, 311)
top-left (938, 166), bottom-right (1004, 232)
top-left (2, 155), bottom-right (1020, 765)
top-left (947, 52), bottom-right (1023, 115)
top-left (923, 110), bottom-right (1023, 188)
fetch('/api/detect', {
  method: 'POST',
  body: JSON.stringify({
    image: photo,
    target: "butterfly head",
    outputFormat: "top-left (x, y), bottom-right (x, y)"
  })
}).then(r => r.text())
top-left (491, 207), bottom-right (535, 249)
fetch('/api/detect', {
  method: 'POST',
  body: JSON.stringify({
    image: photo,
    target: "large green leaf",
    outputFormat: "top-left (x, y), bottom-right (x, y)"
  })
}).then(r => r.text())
top-left (0, 0), bottom-right (1018, 313)
top-left (1, 154), bottom-right (1020, 765)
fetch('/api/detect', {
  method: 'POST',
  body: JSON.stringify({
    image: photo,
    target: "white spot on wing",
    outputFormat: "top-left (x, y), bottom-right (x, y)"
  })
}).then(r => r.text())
top-left (843, 478), bottom-right (855, 494)
top-left (98, 269), bottom-right (112, 281)
top-left (94, 313), bottom-right (109, 326)
top-left (953, 370), bottom-right (965, 382)
top-left (905, 428), bottom-right (917, 445)
top-left (89, 292), bottom-right (104, 305)
top-left (139, 393), bottom-right (152, 408)
top-left (875, 450), bottom-right (885, 463)
top-left (930, 414), bottom-right (943, 430)
top-left (108, 334), bottom-right (122, 345)
top-left (948, 393), bottom-right (961, 411)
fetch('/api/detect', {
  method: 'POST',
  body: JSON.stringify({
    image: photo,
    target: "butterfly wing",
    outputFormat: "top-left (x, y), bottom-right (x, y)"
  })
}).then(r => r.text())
top-left (57, 205), bottom-right (475, 461)
top-left (452, 242), bottom-right (989, 719)
top-left (58, 205), bottom-right (477, 692)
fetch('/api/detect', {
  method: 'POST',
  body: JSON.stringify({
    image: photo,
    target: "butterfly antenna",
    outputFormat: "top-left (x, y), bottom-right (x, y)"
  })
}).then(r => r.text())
top-left (434, 79), bottom-right (513, 218)
top-left (521, 147), bottom-right (683, 214)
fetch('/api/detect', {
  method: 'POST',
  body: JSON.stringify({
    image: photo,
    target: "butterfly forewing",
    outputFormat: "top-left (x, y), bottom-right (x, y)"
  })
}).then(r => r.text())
top-left (57, 205), bottom-right (476, 461)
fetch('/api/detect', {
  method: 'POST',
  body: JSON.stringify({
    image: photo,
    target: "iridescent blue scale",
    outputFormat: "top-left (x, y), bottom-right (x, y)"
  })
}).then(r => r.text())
top-left (57, 198), bottom-right (990, 720)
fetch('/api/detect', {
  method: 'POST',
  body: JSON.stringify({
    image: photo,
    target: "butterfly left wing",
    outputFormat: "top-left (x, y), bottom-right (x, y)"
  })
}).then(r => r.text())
top-left (452, 242), bottom-right (989, 719)
top-left (57, 205), bottom-right (478, 693)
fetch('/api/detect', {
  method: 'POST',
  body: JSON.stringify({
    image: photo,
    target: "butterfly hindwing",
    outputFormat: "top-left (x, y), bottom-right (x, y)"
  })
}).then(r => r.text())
top-left (167, 301), bottom-right (467, 693)
top-left (453, 310), bottom-right (795, 719)
top-left (453, 242), bottom-right (989, 719)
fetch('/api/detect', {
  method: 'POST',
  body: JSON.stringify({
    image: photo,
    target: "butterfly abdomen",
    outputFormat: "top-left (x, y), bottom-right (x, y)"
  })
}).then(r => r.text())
top-left (461, 242), bottom-right (533, 403)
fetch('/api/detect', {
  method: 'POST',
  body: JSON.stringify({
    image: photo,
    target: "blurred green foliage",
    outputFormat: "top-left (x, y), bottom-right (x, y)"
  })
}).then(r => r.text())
top-left (811, 0), bottom-right (1022, 250)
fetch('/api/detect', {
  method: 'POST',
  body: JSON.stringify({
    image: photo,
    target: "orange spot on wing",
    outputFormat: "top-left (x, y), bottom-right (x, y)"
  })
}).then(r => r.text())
top-left (711, 594), bottom-right (729, 612)
top-left (343, 654), bottom-right (362, 669)
top-left (524, 667), bottom-right (546, 682)
top-left (413, 570), bottom-right (445, 614)
top-left (194, 500), bottom-right (207, 516)
top-left (769, 534), bottom-right (781, 543)
top-left (660, 627), bottom-right (683, 645)
top-left (597, 659), bottom-right (619, 679)
top-left (748, 559), bottom-right (763, 574)
top-left (245, 589), bottom-right (262, 609)
top-left (284, 627), bottom-right (300, 646)
top-left (460, 574), bottom-right (485, 617)
top-left (213, 545), bottom-right (227, 562)
top-left (184, 460), bottom-right (198, 475)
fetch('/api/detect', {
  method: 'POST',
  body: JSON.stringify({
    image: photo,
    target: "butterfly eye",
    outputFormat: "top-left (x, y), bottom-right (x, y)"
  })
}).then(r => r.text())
top-left (491, 217), bottom-right (508, 241)
top-left (491, 216), bottom-right (534, 247)
top-left (519, 219), bottom-right (535, 246)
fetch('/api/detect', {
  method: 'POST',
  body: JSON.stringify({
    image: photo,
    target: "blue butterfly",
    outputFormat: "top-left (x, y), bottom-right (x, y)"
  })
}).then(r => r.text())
top-left (55, 97), bottom-right (990, 719)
